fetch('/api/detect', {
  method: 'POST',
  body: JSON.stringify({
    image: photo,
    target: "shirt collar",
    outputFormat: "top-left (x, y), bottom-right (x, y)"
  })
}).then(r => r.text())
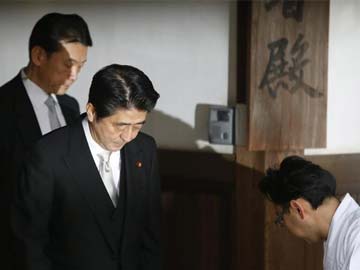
top-left (21, 68), bottom-right (59, 108)
top-left (82, 117), bottom-right (112, 157)
top-left (325, 193), bottom-right (355, 244)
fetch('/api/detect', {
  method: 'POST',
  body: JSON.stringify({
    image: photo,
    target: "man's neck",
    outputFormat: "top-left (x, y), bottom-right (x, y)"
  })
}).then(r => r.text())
top-left (315, 197), bottom-right (340, 241)
top-left (24, 64), bottom-right (51, 95)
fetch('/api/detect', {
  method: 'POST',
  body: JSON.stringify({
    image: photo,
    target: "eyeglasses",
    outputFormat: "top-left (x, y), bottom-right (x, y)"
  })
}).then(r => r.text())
top-left (274, 207), bottom-right (288, 226)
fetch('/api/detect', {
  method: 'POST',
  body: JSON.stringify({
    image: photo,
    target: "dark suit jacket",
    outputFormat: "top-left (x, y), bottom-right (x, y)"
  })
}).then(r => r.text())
top-left (11, 116), bottom-right (162, 270)
top-left (0, 72), bottom-right (80, 270)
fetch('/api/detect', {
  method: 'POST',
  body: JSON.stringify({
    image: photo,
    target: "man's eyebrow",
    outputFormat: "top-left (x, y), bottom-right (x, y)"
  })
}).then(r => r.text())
top-left (68, 58), bottom-right (87, 65)
top-left (117, 120), bottom-right (146, 126)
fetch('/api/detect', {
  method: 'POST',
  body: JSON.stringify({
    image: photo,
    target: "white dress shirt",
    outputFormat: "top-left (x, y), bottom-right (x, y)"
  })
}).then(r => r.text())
top-left (22, 69), bottom-right (66, 135)
top-left (323, 193), bottom-right (360, 270)
top-left (82, 118), bottom-right (121, 200)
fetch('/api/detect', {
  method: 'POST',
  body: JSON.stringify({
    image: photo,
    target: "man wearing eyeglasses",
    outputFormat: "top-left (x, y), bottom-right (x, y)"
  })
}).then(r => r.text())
top-left (259, 155), bottom-right (360, 270)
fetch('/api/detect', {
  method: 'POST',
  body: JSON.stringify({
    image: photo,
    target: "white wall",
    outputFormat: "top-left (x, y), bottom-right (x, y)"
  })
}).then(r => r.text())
top-left (2, 1), bottom-right (359, 155)
top-left (306, 0), bottom-right (360, 155)
top-left (0, 2), bottom-right (234, 153)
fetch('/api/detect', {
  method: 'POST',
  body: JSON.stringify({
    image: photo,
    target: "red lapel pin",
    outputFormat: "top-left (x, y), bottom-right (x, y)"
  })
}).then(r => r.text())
top-left (136, 161), bottom-right (142, 168)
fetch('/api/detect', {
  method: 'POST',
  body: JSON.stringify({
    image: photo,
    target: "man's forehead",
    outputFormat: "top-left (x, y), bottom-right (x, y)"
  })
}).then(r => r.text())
top-left (57, 41), bottom-right (88, 61)
top-left (112, 107), bottom-right (147, 120)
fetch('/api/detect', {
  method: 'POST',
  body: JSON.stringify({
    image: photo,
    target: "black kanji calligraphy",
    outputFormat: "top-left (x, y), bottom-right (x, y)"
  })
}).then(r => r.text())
top-left (259, 34), bottom-right (323, 99)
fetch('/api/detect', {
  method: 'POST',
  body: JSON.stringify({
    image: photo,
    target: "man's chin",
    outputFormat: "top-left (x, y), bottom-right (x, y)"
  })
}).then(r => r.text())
top-left (110, 143), bottom-right (126, 152)
top-left (304, 237), bottom-right (318, 244)
top-left (55, 85), bottom-right (71, 95)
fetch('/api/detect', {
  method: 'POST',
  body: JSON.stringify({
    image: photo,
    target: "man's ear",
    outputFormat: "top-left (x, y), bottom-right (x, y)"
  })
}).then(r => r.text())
top-left (86, 103), bottom-right (96, 122)
top-left (30, 46), bottom-right (47, 66)
top-left (289, 199), bottom-right (305, 219)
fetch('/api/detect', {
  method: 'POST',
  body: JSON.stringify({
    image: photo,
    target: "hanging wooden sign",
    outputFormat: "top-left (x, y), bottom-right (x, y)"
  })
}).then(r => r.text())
top-left (247, 0), bottom-right (329, 151)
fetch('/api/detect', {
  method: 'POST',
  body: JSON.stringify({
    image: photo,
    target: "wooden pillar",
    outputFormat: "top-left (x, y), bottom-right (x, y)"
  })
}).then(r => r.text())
top-left (235, 1), bottom-right (329, 269)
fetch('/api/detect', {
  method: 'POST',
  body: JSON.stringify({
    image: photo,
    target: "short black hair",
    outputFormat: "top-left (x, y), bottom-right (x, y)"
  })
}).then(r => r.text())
top-left (88, 64), bottom-right (160, 118)
top-left (259, 156), bottom-right (336, 209)
top-left (29, 12), bottom-right (92, 57)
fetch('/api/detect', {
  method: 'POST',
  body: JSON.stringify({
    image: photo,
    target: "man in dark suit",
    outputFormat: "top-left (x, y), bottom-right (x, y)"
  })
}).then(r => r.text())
top-left (0, 13), bottom-right (92, 269)
top-left (12, 64), bottom-right (162, 270)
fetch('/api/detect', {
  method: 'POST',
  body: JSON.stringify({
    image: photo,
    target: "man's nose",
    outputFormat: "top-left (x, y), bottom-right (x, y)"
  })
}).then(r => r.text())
top-left (121, 126), bottom-right (133, 143)
top-left (68, 65), bottom-right (79, 81)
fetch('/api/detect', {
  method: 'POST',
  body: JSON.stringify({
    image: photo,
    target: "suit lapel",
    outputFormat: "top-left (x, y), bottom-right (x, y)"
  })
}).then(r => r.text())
top-left (57, 95), bottom-right (78, 124)
top-left (63, 120), bottom-right (147, 253)
top-left (13, 73), bottom-right (42, 148)
top-left (123, 138), bottom-right (146, 221)
top-left (59, 102), bottom-right (73, 124)
top-left (63, 118), bottom-right (118, 253)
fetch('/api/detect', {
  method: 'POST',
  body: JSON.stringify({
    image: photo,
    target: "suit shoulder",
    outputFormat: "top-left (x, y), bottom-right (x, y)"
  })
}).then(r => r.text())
top-left (136, 132), bottom-right (157, 146)
top-left (0, 75), bottom-right (24, 119)
top-left (58, 94), bottom-right (79, 108)
top-left (58, 93), bottom-right (77, 103)
top-left (126, 132), bottom-right (158, 156)
top-left (0, 74), bottom-right (21, 100)
top-left (33, 125), bottom-right (70, 154)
